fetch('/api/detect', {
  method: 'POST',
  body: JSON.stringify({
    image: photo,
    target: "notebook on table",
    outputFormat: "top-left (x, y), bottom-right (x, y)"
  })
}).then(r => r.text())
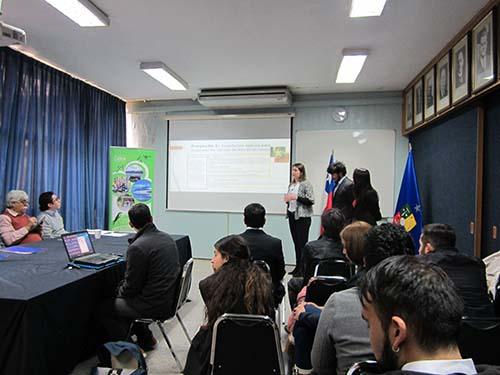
top-left (61, 231), bottom-right (122, 267)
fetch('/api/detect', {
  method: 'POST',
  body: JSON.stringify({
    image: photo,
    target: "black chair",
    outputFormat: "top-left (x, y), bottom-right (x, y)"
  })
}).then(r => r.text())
top-left (495, 275), bottom-right (500, 317)
top-left (458, 317), bottom-right (500, 366)
top-left (346, 360), bottom-right (383, 375)
top-left (305, 276), bottom-right (348, 306)
top-left (253, 260), bottom-right (285, 331)
top-left (253, 259), bottom-right (271, 274)
top-left (314, 258), bottom-right (353, 279)
top-left (128, 258), bottom-right (194, 371)
top-left (210, 313), bottom-right (284, 375)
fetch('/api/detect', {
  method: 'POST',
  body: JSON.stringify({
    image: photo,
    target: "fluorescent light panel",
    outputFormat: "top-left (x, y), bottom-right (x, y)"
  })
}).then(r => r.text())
top-left (43, 0), bottom-right (109, 27)
top-left (336, 50), bottom-right (368, 83)
top-left (140, 62), bottom-right (188, 91)
top-left (350, 0), bottom-right (387, 18)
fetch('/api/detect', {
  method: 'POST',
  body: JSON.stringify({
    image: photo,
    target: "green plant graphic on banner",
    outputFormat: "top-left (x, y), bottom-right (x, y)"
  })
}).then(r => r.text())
top-left (109, 147), bottom-right (155, 231)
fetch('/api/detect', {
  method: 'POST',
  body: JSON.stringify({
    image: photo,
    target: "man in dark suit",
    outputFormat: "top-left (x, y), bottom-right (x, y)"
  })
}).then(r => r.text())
top-left (327, 161), bottom-right (354, 223)
top-left (240, 203), bottom-right (286, 306)
top-left (97, 203), bottom-right (180, 350)
top-left (419, 223), bottom-right (494, 318)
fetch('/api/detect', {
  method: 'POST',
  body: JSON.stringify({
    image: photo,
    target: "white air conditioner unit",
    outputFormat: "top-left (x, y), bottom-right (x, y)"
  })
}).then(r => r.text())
top-left (0, 22), bottom-right (26, 46)
top-left (197, 87), bottom-right (292, 109)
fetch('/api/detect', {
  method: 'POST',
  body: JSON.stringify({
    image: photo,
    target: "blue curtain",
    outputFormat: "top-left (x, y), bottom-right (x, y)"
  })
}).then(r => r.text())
top-left (0, 47), bottom-right (126, 230)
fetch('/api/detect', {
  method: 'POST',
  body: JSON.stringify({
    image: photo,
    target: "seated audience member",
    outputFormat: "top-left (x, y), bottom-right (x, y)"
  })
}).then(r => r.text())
top-left (239, 203), bottom-right (286, 307)
top-left (0, 190), bottom-right (42, 245)
top-left (358, 255), bottom-right (498, 374)
top-left (37, 191), bottom-right (67, 239)
top-left (328, 161), bottom-right (355, 223)
top-left (288, 208), bottom-right (346, 308)
top-left (184, 235), bottom-right (274, 375)
top-left (341, 221), bottom-right (372, 287)
top-left (352, 168), bottom-right (382, 226)
top-left (419, 223), bottom-right (494, 318)
top-left (290, 221), bottom-right (372, 374)
top-left (295, 223), bottom-right (414, 375)
top-left (97, 204), bottom-right (180, 350)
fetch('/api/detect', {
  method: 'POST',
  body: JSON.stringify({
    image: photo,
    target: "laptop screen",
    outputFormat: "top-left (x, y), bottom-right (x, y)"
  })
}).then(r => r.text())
top-left (62, 231), bottom-right (96, 260)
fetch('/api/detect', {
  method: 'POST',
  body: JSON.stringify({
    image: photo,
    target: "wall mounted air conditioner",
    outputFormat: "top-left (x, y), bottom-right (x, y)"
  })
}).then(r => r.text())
top-left (0, 22), bottom-right (26, 46)
top-left (197, 87), bottom-right (292, 109)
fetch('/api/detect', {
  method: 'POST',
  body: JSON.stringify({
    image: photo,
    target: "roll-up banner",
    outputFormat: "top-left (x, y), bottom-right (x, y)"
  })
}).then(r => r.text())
top-left (108, 147), bottom-right (155, 231)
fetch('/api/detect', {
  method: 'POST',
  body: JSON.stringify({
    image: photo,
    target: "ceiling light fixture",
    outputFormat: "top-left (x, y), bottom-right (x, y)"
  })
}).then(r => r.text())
top-left (43, 0), bottom-right (109, 27)
top-left (140, 62), bottom-right (188, 91)
top-left (350, 0), bottom-right (387, 18)
top-left (336, 49), bottom-right (369, 83)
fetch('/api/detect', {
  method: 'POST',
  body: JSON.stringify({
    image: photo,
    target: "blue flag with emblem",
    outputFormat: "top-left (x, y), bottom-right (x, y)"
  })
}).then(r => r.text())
top-left (393, 146), bottom-right (422, 252)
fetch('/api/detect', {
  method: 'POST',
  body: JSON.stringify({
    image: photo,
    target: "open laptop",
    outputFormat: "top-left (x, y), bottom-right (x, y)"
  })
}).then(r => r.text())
top-left (62, 231), bottom-right (122, 267)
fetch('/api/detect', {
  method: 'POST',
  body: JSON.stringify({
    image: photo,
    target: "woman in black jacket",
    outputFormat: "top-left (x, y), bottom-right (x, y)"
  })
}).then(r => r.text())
top-left (184, 235), bottom-right (274, 375)
top-left (352, 168), bottom-right (382, 226)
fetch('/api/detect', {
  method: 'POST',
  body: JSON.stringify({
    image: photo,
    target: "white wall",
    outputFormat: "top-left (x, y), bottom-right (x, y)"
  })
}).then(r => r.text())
top-left (126, 92), bottom-right (408, 263)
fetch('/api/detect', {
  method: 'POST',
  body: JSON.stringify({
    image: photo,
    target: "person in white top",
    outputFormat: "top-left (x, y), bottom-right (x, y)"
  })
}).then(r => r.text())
top-left (284, 162), bottom-right (314, 276)
top-left (37, 191), bottom-right (67, 239)
top-left (359, 255), bottom-right (484, 375)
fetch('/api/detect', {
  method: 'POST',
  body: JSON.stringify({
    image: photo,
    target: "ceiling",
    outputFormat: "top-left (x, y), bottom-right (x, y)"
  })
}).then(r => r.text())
top-left (2, 0), bottom-right (489, 101)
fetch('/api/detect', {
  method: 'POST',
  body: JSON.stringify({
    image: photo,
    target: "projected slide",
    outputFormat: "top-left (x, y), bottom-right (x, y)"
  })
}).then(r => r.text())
top-left (167, 116), bottom-right (292, 213)
top-left (169, 139), bottom-right (290, 194)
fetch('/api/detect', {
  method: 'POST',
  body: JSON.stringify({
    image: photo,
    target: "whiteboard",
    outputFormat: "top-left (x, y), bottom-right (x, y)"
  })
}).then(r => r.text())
top-left (295, 129), bottom-right (395, 217)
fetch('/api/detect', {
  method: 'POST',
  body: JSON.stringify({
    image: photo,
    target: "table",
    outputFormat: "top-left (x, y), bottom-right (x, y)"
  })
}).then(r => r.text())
top-left (0, 233), bottom-right (191, 375)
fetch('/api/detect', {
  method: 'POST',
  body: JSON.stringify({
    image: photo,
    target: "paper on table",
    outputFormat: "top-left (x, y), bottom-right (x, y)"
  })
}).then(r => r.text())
top-left (0, 246), bottom-right (44, 255)
top-left (101, 231), bottom-right (129, 237)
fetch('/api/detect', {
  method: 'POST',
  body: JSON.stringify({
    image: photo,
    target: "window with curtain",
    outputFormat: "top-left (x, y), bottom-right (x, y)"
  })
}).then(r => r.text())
top-left (0, 47), bottom-right (126, 230)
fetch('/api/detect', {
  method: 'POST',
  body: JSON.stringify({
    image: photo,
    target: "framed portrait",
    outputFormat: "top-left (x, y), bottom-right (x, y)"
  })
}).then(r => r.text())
top-left (405, 89), bottom-right (413, 130)
top-left (424, 67), bottom-right (435, 120)
top-left (472, 11), bottom-right (495, 92)
top-left (452, 34), bottom-right (469, 105)
top-left (436, 53), bottom-right (451, 113)
top-left (413, 79), bottom-right (423, 126)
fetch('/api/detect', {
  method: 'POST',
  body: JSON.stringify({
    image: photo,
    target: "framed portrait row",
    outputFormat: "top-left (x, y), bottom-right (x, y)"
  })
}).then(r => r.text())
top-left (404, 9), bottom-right (497, 132)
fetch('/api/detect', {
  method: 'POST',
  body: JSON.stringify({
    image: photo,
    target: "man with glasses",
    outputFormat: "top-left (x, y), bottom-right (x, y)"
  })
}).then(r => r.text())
top-left (38, 191), bottom-right (67, 239)
top-left (0, 190), bottom-right (42, 245)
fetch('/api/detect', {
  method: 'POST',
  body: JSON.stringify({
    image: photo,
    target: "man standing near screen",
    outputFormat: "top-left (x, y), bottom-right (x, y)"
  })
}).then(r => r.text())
top-left (327, 161), bottom-right (354, 223)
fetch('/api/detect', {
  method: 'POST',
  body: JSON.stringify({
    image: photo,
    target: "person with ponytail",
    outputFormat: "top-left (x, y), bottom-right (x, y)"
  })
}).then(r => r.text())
top-left (184, 235), bottom-right (274, 375)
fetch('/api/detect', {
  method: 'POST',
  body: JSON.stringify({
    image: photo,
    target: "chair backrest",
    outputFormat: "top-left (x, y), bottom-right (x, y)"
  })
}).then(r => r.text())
top-left (305, 276), bottom-right (348, 306)
top-left (210, 313), bottom-right (284, 375)
top-left (314, 258), bottom-right (353, 279)
top-left (346, 360), bottom-right (383, 375)
top-left (458, 317), bottom-right (500, 365)
top-left (253, 259), bottom-right (271, 274)
top-left (174, 258), bottom-right (194, 313)
top-left (495, 275), bottom-right (500, 316)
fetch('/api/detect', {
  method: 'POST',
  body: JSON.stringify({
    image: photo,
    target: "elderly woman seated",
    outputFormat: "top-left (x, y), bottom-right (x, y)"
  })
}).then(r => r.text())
top-left (0, 190), bottom-right (42, 246)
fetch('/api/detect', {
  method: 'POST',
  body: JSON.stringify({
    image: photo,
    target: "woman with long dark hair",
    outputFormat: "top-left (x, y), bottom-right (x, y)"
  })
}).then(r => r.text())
top-left (184, 235), bottom-right (274, 375)
top-left (351, 168), bottom-right (382, 226)
top-left (284, 162), bottom-right (315, 275)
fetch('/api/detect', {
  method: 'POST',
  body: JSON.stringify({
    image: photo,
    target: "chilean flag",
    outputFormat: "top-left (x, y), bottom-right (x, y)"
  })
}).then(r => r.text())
top-left (321, 152), bottom-right (336, 235)
top-left (324, 152), bottom-right (336, 211)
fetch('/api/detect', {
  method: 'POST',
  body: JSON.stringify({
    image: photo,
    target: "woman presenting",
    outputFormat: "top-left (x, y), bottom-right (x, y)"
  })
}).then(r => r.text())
top-left (284, 163), bottom-right (314, 276)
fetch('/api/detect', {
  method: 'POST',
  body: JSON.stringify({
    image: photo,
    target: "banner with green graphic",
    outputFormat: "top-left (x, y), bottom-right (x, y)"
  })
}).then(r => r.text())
top-left (108, 147), bottom-right (155, 231)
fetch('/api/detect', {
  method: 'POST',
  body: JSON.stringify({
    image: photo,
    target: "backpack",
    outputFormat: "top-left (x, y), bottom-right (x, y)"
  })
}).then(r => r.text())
top-left (92, 341), bottom-right (147, 375)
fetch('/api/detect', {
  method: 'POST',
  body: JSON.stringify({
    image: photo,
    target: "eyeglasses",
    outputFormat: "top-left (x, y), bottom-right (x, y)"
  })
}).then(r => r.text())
top-left (15, 200), bottom-right (28, 205)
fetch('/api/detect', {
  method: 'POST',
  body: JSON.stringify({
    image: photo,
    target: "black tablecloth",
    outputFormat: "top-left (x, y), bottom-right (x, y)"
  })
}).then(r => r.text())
top-left (0, 234), bottom-right (191, 375)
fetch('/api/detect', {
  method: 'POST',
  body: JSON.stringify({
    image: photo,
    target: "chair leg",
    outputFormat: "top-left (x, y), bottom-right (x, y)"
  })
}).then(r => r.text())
top-left (282, 302), bottom-right (286, 326)
top-left (126, 321), bottom-right (135, 341)
top-left (156, 321), bottom-right (184, 372)
top-left (176, 312), bottom-right (192, 344)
